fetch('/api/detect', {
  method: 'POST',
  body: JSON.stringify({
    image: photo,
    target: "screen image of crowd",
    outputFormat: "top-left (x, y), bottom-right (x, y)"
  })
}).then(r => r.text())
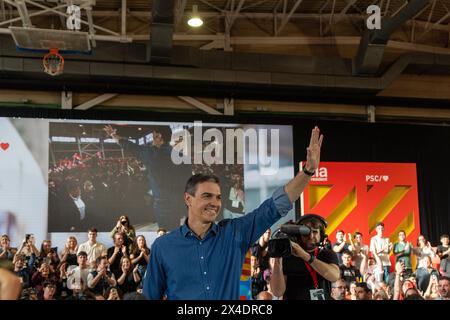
top-left (0, 222), bottom-right (449, 300)
top-left (47, 122), bottom-right (246, 232)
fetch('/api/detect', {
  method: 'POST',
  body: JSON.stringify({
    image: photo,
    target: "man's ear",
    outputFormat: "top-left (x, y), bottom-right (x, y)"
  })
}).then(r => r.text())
top-left (184, 192), bottom-right (192, 207)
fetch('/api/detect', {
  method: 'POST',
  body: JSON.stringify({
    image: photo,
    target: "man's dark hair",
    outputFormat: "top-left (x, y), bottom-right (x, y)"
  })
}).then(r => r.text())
top-left (184, 174), bottom-right (220, 196)
top-left (336, 230), bottom-right (344, 234)
top-left (342, 249), bottom-right (352, 257)
top-left (438, 275), bottom-right (450, 282)
top-left (77, 251), bottom-right (87, 257)
top-left (66, 180), bottom-right (80, 192)
top-left (376, 222), bottom-right (384, 228)
top-left (96, 255), bottom-right (108, 266)
top-left (153, 126), bottom-right (172, 143)
top-left (354, 232), bottom-right (362, 237)
top-left (88, 228), bottom-right (97, 233)
top-left (440, 234), bottom-right (449, 239)
top-left (355, 282), bottom-right (371, 293)
top-left (398, 229), bottom-right (406, 235)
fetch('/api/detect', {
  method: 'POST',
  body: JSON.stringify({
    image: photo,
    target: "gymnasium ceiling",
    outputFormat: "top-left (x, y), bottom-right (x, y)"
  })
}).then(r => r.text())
top-left (0, 1), bottom-right (450, 113)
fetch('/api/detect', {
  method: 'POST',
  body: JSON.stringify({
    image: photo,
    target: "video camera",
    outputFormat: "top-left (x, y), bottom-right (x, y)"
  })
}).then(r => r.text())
top-left (267, 224), bottom-right (312, 258)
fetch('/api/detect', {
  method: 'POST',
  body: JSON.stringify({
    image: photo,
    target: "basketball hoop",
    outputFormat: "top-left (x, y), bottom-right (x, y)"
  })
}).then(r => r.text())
top-left (43, 48), bottom-right (64, 76)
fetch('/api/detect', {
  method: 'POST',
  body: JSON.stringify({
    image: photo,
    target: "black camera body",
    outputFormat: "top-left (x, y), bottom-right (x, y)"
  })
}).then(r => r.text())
top-left (267, 224), bottom-right (312, 258)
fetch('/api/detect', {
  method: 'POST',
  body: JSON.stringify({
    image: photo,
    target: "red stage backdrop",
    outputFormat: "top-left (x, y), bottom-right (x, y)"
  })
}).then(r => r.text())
top-left (301, 162), bottom-right (421, 269)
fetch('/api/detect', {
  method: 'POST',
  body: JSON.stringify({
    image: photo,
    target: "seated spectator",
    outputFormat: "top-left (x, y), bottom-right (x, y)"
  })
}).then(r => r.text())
top-left (156, 228), bottom-right (167, 237)
top-left (250, 255), bottom-right (266, 300)
top-left (416, 256), bottom-right (440, 293)
top-left (110, 215), bottom-right (136, 253)
top-left (354, 282), bottom-right (372, 300)
top-left (423, 273), bottom-right (440, 300)
top-left (373, 290), bottom-right (389, 300)
top-left (31, 263), bottom-right (58, 299)
top-left (41, 281), bottom-right (57, 300)
top-left (38, 240), bottom-right (60, 272)
top-left (130, 235), bottom-right (150, 279)
top-left (105, 286), bottom-right (121, 300)
top-left (0, 234), bottom-right (17, 261)
top-left (347, 281), bottom-right (357, 300)
top-left (117, 257), bottom-right (140, 294)
top-left (330, 279), bottom-right (346, 300)
top-left (437, 276), bottom-right (449, 300)
top-left (250, 229), bottom-right (271, 273)
top-left (15, 234), bottom-right (40, 266)
top-left (437, 234), bottom-right (450, 277)
top-left (13, 253), bottom-right (35, 288)
top-left (87, 256), bottom-right (116, 296)
top-left (66, 251), bottom-right (91, 293)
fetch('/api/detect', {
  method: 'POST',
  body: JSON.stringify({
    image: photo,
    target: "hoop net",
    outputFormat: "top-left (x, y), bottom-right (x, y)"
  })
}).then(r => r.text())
top-left (43, 48), bottom-right (64, 76)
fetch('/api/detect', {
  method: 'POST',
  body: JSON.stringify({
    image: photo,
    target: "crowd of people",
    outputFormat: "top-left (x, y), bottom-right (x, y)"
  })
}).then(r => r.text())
top-left (0, 219), bottom-right (170, 300)
top-left (249, 222), bottom-right (450, 300)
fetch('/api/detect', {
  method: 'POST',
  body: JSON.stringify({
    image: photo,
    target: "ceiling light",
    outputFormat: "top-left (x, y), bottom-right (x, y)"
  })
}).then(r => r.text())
top-left (187, 5), bottom-right (203, 27)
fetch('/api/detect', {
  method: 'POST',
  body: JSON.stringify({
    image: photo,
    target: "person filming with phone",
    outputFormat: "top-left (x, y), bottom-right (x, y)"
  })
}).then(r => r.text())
top-left (269, 214), bottom-right (339, 300)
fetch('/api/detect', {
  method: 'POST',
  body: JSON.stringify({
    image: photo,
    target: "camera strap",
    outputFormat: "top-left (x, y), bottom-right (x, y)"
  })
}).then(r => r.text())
top-left (304, 247), bottom-right (319, 288)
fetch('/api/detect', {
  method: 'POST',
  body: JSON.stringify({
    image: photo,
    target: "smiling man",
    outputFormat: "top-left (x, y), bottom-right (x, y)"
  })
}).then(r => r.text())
top-left (143, 127), bottom-right (323, 300)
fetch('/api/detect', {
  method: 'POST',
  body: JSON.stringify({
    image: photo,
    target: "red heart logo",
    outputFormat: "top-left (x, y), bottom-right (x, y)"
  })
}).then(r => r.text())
top-left (1, 143), bottom-right (9, 151)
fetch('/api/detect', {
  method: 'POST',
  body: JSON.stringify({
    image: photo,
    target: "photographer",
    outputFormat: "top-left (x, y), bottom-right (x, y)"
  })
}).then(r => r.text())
top-left (110, 215), bottom-right (136, 253)
top-left (269, 214), bottom-right (339, 300)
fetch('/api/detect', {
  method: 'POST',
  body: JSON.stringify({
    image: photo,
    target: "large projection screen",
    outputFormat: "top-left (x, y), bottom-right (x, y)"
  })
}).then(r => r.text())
top-left (0, 117), bottom-right (294, 250)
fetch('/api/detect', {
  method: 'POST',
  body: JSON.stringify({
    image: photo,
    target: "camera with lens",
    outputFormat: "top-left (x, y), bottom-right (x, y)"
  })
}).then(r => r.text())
top-left (267, 224), bottom-right (312, 258)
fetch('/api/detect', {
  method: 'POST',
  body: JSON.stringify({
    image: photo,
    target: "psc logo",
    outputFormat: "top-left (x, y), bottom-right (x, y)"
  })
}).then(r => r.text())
top-left (366, 175), bottom-right (389, 182)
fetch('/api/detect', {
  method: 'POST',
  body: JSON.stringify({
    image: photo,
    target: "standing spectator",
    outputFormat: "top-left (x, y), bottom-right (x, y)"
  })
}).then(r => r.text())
top-left (370, 222), bottom-right (392, 283)
top-left (393, 230), bottom-right (413, 273)
top-left (110, 215), bottom-right (136, 253)
top-left (332, 230), bottom-right (349, 265)
top-left (60, 236), bottom-right (78, 268)
top-left (437, 234), bottom-right (450, 277)
top-left (130, 235), bottom-right (150, 279)
top-left (107, 232), bottom-right (129, 279)
top-left (16, 234), bottom-right (40, 265)
top-left (0, 234), bottom-right (17, 261)
top-left (77, 228), bottom-right (107, 269)
top-left (415, 256), bottom-right (440, 293)
top-left (414, 234), bottom-right (435, 268)
top-left (117, 257), bottom-right (140, 294)
top-left (339, 249), bottom-right (365, 288)
top-left (348, 232), bottom-right (369, 271)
